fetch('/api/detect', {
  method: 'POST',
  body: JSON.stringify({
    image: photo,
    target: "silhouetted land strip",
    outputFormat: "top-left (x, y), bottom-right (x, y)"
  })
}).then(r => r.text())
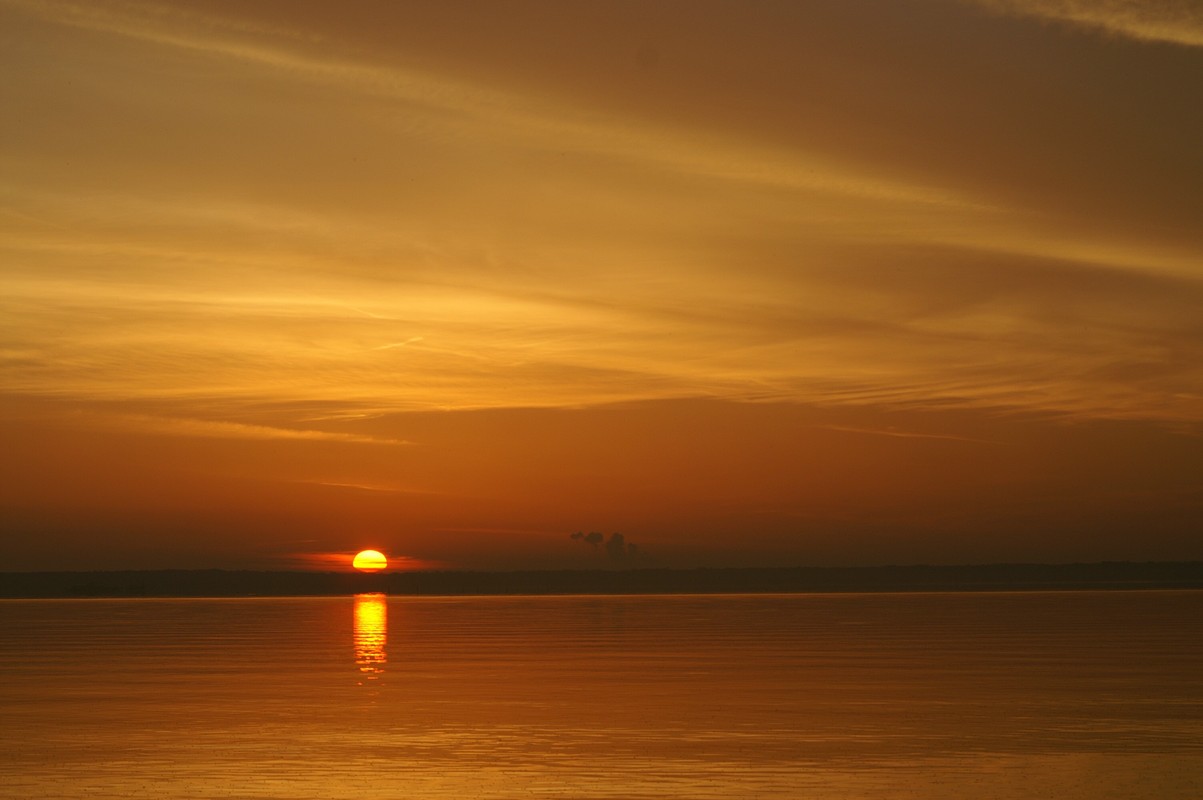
top-left (1, 562), bottom-right (1201, 598)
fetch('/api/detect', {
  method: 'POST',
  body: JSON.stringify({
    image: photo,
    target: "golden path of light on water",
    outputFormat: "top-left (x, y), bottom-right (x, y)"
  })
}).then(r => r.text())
top-left (353, 593), bottom-right (387, 681)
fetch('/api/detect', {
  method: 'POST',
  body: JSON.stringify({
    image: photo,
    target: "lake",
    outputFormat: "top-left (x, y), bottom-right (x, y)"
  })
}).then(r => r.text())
top-left (2, 591), bottom-right (1201, 799)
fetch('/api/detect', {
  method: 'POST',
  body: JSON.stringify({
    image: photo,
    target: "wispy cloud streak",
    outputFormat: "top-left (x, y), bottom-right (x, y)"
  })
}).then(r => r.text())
top-left (969, 0), bottom-right (1203, 47)
top-left (1, 0), bottom-right (1200, 425)
top-left (0, 0), bottom-right (970, 207)
top-left (85, 413), bottom-right (413, 445)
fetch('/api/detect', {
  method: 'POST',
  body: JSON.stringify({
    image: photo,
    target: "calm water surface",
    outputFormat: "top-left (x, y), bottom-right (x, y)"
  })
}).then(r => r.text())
top-left (2, 592), bottom-right (1201, 799)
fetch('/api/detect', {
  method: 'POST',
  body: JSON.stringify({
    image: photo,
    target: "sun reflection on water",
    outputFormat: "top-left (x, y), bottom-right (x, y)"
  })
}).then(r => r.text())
top-left (353, 593), bottom-right (387, 681)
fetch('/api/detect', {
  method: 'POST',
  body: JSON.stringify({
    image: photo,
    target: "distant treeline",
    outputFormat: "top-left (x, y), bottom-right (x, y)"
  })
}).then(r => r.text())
top-left (1, 562), bottom-right (1201, 598)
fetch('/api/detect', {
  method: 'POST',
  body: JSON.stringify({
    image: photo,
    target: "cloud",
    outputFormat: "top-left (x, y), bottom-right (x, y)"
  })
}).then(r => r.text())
top-left (605, 532), bottom-right (638, 562)
top-left (373, 337), bottom-right (425, 351)
top-left (571, 531), bottom-right (605, 548)
top-left (967, 0), bottom-right (1203, 47)
top-left (572, 531), bottom-right (641, 563)
top-left (816, 425), bottom-right (1000, 445)
top-left (293, 480), bottom-right (434, 495)
top-left (82, 413), bottom-right (413, 445)
top-left (0, 0), bottom-right (970, 207)
top-left (288, 551), bottom-right (439, 570)
top-left (2, 0), bottom-right (1200, 427)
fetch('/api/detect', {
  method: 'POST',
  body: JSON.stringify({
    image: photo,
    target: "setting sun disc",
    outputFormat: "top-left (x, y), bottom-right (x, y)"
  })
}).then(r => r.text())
top-left (352, 550), bottom-right (388, 572)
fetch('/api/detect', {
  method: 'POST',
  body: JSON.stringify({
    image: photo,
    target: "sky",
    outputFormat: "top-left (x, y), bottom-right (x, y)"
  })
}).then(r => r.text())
top-left (2, 0), bottom-right (1202, 572)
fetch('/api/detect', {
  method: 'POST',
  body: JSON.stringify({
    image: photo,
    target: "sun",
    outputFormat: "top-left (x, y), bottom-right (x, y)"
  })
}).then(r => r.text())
top-left (352, 549), bottom-right (388, 573)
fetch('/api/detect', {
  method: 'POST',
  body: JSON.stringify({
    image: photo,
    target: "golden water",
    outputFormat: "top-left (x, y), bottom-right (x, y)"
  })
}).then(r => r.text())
top-left (2, 591), bottom-right (1201, 798)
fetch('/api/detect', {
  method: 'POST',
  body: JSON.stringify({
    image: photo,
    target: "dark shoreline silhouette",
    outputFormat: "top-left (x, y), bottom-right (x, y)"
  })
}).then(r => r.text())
top-left (1, 561), bottom-right (1201, 598)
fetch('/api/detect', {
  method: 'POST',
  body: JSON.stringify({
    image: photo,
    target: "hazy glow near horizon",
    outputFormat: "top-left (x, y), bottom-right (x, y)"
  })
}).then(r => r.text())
top-left (1, 0), bottom-right (1201, 571)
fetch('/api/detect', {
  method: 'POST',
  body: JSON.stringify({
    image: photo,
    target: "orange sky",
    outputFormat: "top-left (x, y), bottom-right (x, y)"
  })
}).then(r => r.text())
top-left (2, 0), bottom-right (1201, 571)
